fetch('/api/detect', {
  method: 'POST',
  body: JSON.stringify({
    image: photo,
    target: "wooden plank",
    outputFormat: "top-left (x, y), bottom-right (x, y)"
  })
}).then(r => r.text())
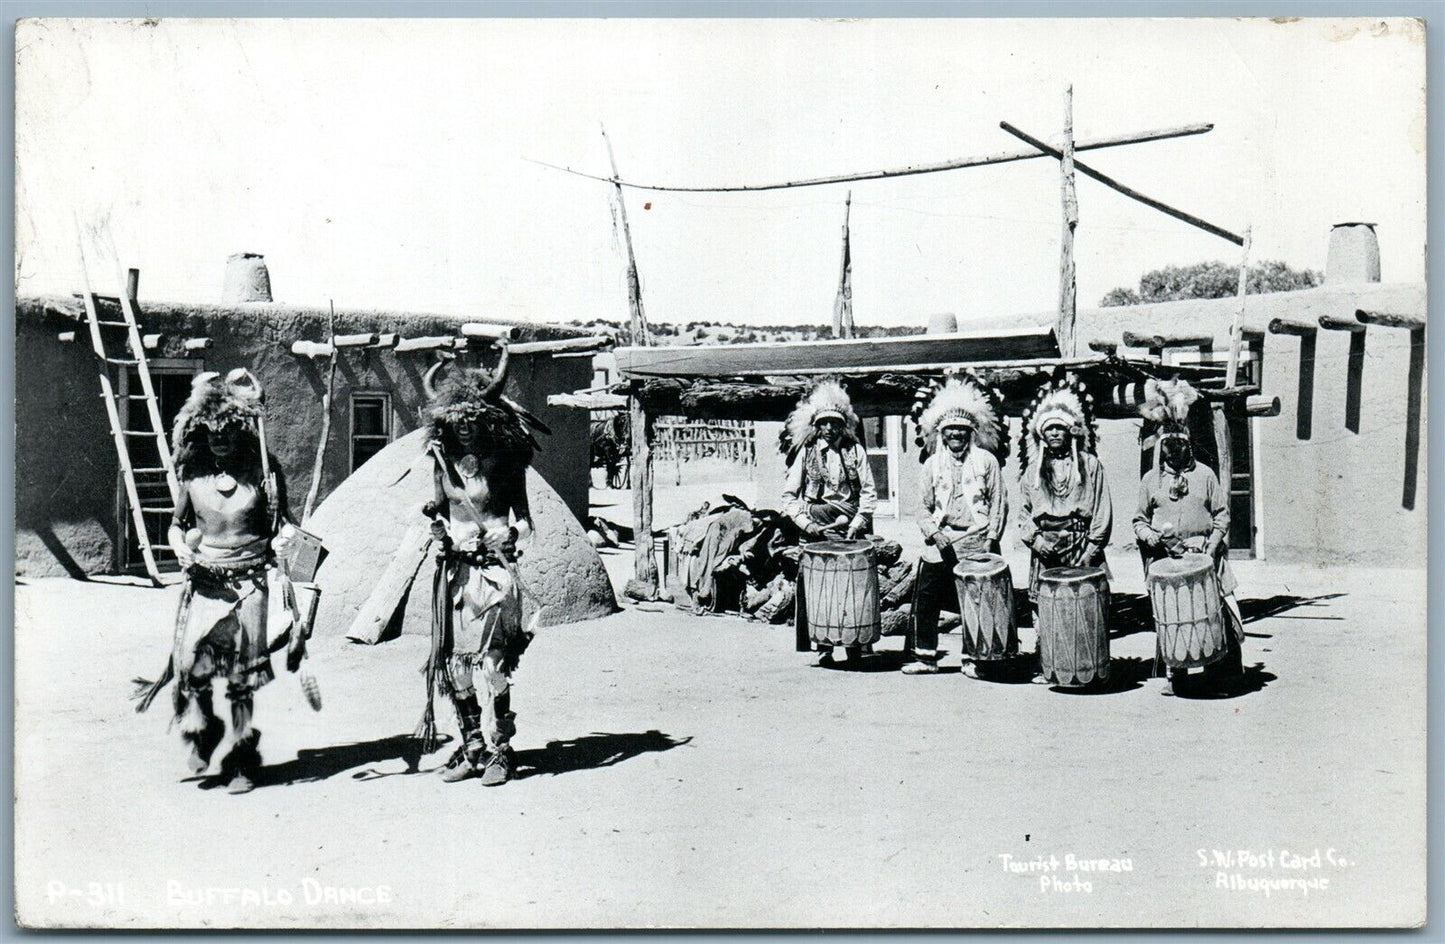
top-left (183, 337), bottom-right (212, 351)
top-left (547, 392), bottom-right (629, 410)
top-left (346, 522), bottom-right (433, 644)
top-left (1357, 309), bottom-right (1425, 331)
top-left (614, 327), bottom-right (1059, 378)
top-left (333, 332), bottom-right (378, 348)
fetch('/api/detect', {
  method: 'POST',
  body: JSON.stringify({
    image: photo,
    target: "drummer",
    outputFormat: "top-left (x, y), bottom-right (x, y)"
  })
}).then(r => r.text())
top-left (1133, 379), bottom-right (1245, 684)
top-left (904, 376), bottom-right (1008, 675)
top-left (1018, 380), bottom-right (1113, 599)
top-left (781, 379), bottom-right (878, 665)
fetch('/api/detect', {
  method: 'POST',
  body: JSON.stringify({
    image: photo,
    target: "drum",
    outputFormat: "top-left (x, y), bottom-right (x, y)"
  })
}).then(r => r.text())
top-left (1035, 566), bottom-right (1110, 687)
top-left (1148, 553), bottom-right (1227, 670)
top-left (798, 540), bottom-right (881, 648)
top-left (952, 554), bottom-right (1018, 661)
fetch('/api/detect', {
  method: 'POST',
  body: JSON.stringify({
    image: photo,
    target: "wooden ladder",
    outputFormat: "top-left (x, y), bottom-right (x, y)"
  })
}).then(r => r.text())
top-left (76, 239), bottom-right (181, 586)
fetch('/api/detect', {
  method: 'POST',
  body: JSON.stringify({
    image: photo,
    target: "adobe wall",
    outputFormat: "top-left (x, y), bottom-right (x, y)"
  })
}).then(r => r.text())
top-left (15, 295), bottom-right (593, 577)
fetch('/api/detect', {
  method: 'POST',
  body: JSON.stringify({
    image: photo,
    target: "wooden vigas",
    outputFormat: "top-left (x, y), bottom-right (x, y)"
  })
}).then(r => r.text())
top-left (952, 553), bottom-right (1018, 661)
top-left (1036, 566), bottom-right (1110, 687)
top-left (1148, 553), bottom-right (1227, 670)
top-left (798, 540), bottom-right (881, 648)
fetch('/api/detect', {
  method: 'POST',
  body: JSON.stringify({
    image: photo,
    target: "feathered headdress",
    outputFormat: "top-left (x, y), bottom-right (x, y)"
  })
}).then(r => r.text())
top-left (1138, 378), bottom-right (1200, 436)
top-left (779, 379), bottom-right (859, 459)
top-left (911, 372), bottom-right (1005, 462)
top-left (170, 369), bottom-right (263, 452)
top-left (1018, 376), bottom-right (1098, 472)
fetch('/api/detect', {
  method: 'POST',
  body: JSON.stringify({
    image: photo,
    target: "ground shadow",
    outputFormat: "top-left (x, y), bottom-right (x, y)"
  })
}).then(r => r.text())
top-left (242, 732), bottom-right (448, 788)
top-left (1169, 662), bottom-right (1276, 700)
top-left (812, 649), bottom-right (910, 673)
top-left (1238, 592), bottom-right (1345, 625)
top-left (1045, 655), bottom-right (1151, 696)
top-left (515, 730), bottom-right (692, 779)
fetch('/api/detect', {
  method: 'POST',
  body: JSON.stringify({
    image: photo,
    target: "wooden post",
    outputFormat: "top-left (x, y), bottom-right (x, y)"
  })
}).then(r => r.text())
top-left (832, 191), bottom-right (854, 339)
top-left (125, 268), bottom-right (139, 302)
top-left (604, 126), bottom-right (658, 595)
top-left (302, 300), bottom-right (339, 523)
top-left (1225, 227), bottom-right (1252, 388)
top-left (1057, 86), bottom-right (1078, 358)
top-left (1211, 402), bottom-right (1234, 550)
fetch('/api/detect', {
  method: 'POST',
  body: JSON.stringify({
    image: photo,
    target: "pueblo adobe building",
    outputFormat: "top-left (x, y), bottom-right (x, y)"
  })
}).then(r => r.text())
top-left (14, 255), bottom-right (604, 583)
top-left (752, 224), bottom-right (1425, 568)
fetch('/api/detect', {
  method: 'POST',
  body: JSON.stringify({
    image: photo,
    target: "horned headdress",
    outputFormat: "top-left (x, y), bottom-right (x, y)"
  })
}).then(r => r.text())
top-left (423, 347), bottom-right (550, 465)
top-left (171, 369), bottom-right (264, 453)
top-left (1018, 376), bottom-right (1098, 476)
top-left (910, 372), bottom-right (1006, 462)
top-left (780, 378), bottom-right (859, 461)
top-left (1137, 378), bottom-right (1200, 436)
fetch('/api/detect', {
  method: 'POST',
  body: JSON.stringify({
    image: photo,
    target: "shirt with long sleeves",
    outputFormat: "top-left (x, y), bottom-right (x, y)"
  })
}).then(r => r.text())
top-left (1133, 461), bottom-right (1230, 547)
top-left (916, 445), bottom-right (1008, 561)
top-left (781, 441), bottom-right (877, 532)
top-left (1018, 451), bottom-right (1113, 555)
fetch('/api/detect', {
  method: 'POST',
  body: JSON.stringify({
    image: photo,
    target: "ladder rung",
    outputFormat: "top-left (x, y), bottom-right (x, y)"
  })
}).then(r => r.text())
top-left (95, 320), bottom-right (133, 327)
top-left (139, 505), bottom-right (176, 514)
top-left (123, 429), bottom-right (163, 437)
top-left (131, 467), bottom-right (169, 475)
top-left (116, 395), bottom-right (156, 401)
top-left (103, 357), bottom-right (140, 366)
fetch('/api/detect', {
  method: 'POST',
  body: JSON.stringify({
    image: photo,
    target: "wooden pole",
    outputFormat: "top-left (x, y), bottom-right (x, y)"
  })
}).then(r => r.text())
top-left (603, 126), bottom-right (657, 596)
top-left (531, 121), bottom-right (1216, 193)
top-left (1000, 122), bottom-right (1246, 246)
top-left (302, 300), bottom-right (338, 523)
top-left (832, 192), bottom-right (854, 339)
top-left (1057, 86), bottom-right (1078, 359)
top-left (1225, 227), bottom-right (1252, 388)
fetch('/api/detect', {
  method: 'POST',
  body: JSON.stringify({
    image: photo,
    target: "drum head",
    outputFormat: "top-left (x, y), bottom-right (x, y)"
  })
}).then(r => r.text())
top-left (805, 539), bottom-right (874, 556)
top-left (954, 553), bottom-right (1006, 577)
top-left (1150, 553), bottom-right (1213, 578)
top-left (1039, 566), bottom-right (1106, 583)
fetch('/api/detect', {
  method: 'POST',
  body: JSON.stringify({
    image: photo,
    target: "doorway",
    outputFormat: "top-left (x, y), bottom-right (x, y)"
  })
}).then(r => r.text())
top-left (117, 361), bottom-right (198, 572)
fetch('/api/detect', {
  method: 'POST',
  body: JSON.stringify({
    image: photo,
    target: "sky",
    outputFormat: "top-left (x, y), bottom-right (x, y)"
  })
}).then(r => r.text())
top-left (14, 16), bottom-right (1428, 329)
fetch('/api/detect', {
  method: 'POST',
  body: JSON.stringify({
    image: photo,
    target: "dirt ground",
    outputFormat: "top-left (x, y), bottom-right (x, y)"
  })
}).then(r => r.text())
top-left (13, 537), bottom-right (1426, 929)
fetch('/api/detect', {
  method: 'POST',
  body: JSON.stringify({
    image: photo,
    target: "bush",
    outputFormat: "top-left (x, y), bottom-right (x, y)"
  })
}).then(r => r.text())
top-left (1101, 261), bottom-right (1323, 306)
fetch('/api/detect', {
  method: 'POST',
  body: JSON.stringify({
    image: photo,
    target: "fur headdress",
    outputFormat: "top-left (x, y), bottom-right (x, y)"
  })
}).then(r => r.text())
top-left (425, 364), bottom-right (548, 465)
top-left (170, 369), bottom-right (263, 452)
top-left (780, 379), bottom-right (859, 459)
top-left (1018, 376), bottom-right (1098, 472)
top-left (911, 372), bottom-right (1005, 462)
top-left (1138, 378), bottom-right (1200, 436)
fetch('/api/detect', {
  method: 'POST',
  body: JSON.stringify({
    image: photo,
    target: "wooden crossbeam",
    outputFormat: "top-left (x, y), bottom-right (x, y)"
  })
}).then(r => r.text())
top-left (532, 122), bottom-right (1215, 193)
top-left (1121, 330), bottom-right (1213, 350)
top-left (1357, 309), bottom-right (1425, 331)
top-left (1319, 314), bottom-right (1367, 333)
top-left (1087, 339), bottom-right (1118, 355)
top-left (1000, 121), bottom-right (1245, 246)
top-left (394, 335), bottom-right (467, 353)
top-left (460, 322), bottom-right (516, 341)
top-left (508, 336), bottom-right (613, 356)
top-left (1268, 318), bottom-right (1317, 337)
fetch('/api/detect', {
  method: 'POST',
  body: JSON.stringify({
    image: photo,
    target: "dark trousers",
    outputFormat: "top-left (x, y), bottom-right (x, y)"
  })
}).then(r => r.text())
top-left (910, 547), bottom-right (958, 655)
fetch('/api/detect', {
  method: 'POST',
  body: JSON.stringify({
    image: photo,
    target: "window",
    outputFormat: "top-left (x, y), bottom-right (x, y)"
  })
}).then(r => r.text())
top-left (351, 393), bottom-right (393, 471)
